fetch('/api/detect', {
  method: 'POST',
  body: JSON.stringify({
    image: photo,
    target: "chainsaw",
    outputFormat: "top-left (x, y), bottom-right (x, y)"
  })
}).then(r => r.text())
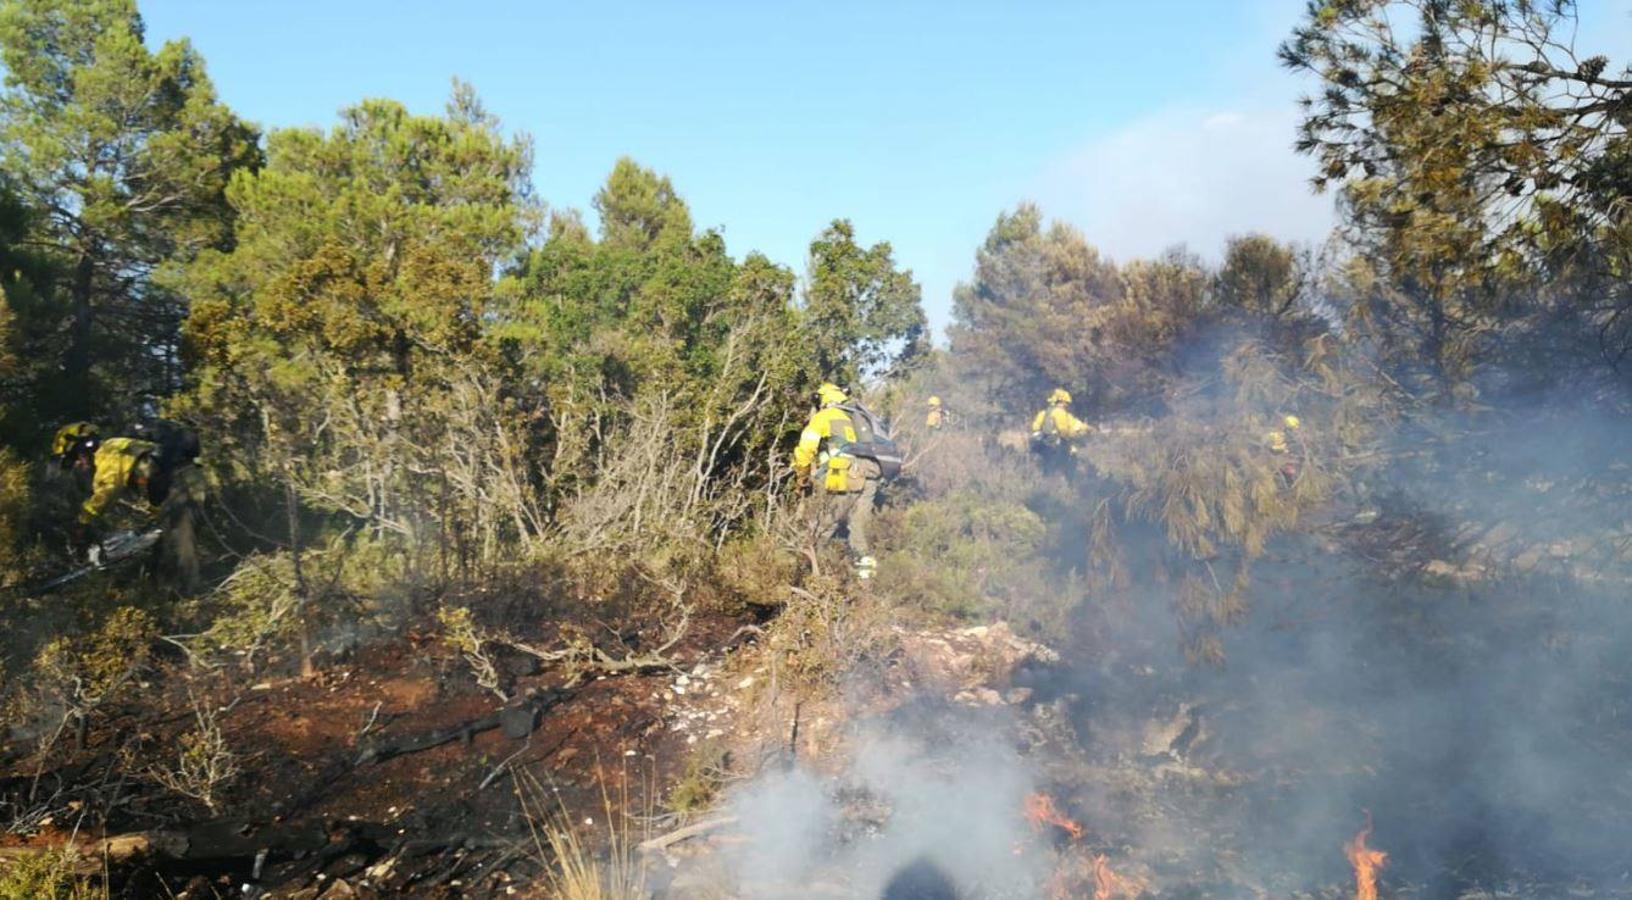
top-left (3, 528), bottom-right (163, 597)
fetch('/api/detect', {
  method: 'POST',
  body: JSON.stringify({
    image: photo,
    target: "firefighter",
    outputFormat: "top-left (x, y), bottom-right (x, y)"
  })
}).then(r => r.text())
top-left (1028, 388), bottom-right (1092, 475)
top-left (52, 421), bottom-right (204, 592)
top-left (926, 395), bottom-right (946, 431)
top-left (1264, 414), bottom-right (1303, 486)
top-left (1030, 388), bottom-right (1091, 442)
top-left (792, 383), bottom-right (880, 580)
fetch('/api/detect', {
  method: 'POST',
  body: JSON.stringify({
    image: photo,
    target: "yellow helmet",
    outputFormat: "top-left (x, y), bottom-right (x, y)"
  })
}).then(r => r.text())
top-left (1283, 415), bottom-right (1301, 430)
top-left (1048, 388), bottom-right (1072, 406)
top-left (817, 382), bottom-right (848, 406)
top-left (927, 395), bottom-right (942, 408)
top-left (52, 422), bottom-right (99, 458)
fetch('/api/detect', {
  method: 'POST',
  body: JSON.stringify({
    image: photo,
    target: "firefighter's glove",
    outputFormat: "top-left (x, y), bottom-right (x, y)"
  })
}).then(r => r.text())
top-left (69, 522), bottom-right (94, 558)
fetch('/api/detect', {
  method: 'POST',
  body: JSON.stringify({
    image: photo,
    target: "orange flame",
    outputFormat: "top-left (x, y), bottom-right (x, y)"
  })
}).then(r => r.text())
top-left (1092, 854), bottom-right (1142, 900)
top-left (1345, 814), bottom-right (1387, 900)
top-left (1024, 792), bottom-right (1084, 840)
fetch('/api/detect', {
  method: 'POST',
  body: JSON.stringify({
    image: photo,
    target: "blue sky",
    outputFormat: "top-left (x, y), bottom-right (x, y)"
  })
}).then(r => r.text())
top-left (138, 1), bottom-right (1632, 336)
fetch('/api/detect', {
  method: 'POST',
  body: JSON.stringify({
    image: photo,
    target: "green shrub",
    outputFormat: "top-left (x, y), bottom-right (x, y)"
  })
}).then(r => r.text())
top-left (766, 575), bottom-right (899, 693)
top-left (0, 848), bottom-right (103, 899)
top-left (877, 490), bottom-right (1049, 623)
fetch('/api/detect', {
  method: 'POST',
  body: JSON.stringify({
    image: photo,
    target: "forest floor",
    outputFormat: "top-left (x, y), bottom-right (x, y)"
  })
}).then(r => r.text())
top-left (9, 482), bottom-right (1632, 898)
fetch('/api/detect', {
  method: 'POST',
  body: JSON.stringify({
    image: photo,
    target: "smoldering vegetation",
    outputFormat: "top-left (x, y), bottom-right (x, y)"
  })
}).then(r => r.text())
top-left (705, 389), bottom-right (1632, 898)
top-left (718, 726), bottom-right (1045, 898)
top-left (8, 0), bottom-right (1632, 897)
top-left (1181, 396), bottom-right (1632, 889)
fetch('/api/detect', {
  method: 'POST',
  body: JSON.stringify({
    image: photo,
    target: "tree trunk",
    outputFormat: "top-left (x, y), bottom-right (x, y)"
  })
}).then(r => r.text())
top-left (286, 476), bottom-right (314, 679)
top-left (65, 251), bottom-right (95, 413)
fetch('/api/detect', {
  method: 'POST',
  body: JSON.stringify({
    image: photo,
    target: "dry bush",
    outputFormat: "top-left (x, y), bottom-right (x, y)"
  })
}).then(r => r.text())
top-left (18, 607), bottom-right (157, 750)
top-left (438, 560), bottom-right (694, 690)
top-left (552, 383), bottom-right (782, 564)
top-left (178, 532), bottom-right (383, 672)
top-left (148, 686), bottom-right (240, 814)
top-left (766, 576), bottom-right (900, 693)
top-left (436, 604), bottom-right (506, 699)
top-left (411, 365), bottom-right (551, 567)
top-left (665, 741), bottom-right (730, 818)
top-left (713, 533), bottom-right (800, 611)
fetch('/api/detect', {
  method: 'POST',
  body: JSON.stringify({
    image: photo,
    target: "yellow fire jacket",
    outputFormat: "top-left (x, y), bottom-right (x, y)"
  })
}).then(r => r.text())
top-left (80, 437), bottom-right (159, 523)
top-left (792, 406), bottom-right (858, 476)
top-left (1030, 406), bottom-right (1091, 438)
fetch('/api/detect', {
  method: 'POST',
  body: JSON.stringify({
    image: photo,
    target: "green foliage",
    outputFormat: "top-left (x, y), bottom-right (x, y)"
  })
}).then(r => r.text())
top-left (948, 204), bottom-right (1219, 421)
top-left (0, 448), bottom-right (32, 577)
top-left (715, 533), bottom-right (801, 610)
top-left (803, 218), bottom-right (928, 384)
top-left (0, 848), bottom-right (103, 899)
top-left (1217, 234), bottom-right (1305, 320)
top-left (935, 200), bottom-right (1401, 657)
top-left (878, 489), bottom-right (1049, 622)
top-left (0, 231), bottom-right (33, 570)
top-left (1282, 0), bottom-right (1632, 385)
top-left (595, 156), bottom-right (694, 252)
top-left (947, 204), bottom-right (1122, 419)
top-left (504, 158), bottom-right (806, 530)
top-left (177, 86), bottom-right (536, 555)
top-left (0, 0), bottom-right (259, 416)
top-left (29, 605), bottom-right (156, 723)
top-left (503, 162), bottom-right (928, 560)
top-left (0, 179), bottom-right (52, 432)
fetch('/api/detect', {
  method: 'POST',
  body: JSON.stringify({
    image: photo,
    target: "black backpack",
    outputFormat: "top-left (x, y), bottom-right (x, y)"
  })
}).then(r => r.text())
top-left (839, 403), bottom-right (903, 481)
top-left (131, 419), bottom-right (200, 506)
top-left (133, 419), bottom-right (201, 471)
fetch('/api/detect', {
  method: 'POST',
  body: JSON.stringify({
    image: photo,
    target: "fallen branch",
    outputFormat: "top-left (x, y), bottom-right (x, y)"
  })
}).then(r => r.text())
top-left (357, 700), bottom-right (384, 741)
top-left (636, 815), bottom-right (739, 854)
top-left (355, 689), bottom-right (569, 766)
top-left (499, 628), bottom-right (687, 683)
top-left (477, 742), bottom-right (532, 792)
top-left (0, 819), bottom-right (327, 873)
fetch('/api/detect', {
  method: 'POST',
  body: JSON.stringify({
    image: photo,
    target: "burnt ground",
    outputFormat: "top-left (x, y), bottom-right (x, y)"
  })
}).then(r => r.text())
top-left (11, 447), bottom-right (1632, 898)
top-left (1, 607), bottom-right (765, 898)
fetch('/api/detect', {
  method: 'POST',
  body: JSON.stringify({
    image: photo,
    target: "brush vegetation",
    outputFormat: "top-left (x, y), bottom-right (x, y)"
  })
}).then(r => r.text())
top-left (2, 0), bottom-right (1632, 892)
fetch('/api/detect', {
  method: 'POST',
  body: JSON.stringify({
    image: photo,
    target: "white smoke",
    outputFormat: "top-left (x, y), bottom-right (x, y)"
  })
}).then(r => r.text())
top-left (1035, 102), bottom-right (1334, 261)
top-left (718, 719), bottom-right (1048, 898)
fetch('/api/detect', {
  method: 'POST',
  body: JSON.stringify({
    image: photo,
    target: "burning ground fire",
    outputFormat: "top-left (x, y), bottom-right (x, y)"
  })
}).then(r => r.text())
top-left (1022, 793), bottom-right (1144, 900)
top-left (1345, 814), bottom-right (1387, 900)
top-left (1092, 853), bottom-right (1141, 900)
top-left (1023, 791), bottom-right (1084, 840)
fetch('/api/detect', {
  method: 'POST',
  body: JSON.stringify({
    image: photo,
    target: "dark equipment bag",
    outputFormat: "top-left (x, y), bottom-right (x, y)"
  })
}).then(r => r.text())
top-left (133, 419), bottom-right (201, 470)
top-left (838, 403), bottom-right (903, 480)
top-left (132, 419), bottom-right (201, 505)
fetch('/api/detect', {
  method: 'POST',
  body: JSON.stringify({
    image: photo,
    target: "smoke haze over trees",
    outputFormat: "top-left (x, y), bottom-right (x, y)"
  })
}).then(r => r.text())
top-left (4, 0), bottom-right (1632, 896)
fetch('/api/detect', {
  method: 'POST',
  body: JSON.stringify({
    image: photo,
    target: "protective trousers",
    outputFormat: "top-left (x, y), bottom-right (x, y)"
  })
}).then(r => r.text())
top-left (813, 458), bottom-right (880, 559)
top-left (157, 464), bottom-right (205, 594)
